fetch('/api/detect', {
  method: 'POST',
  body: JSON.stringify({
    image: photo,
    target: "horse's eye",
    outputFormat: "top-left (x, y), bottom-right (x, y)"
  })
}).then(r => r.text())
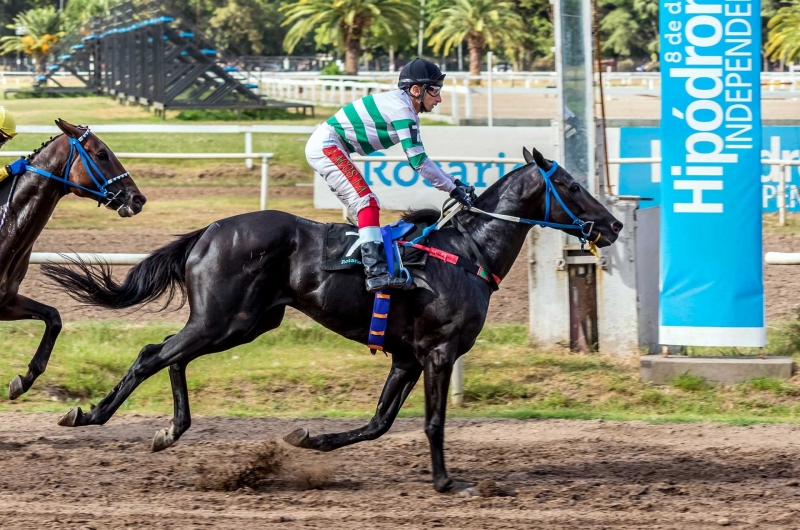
top-left (97, 150), bottom-right (109, 161)
top-left (570, 183), bottom-right (580, 193)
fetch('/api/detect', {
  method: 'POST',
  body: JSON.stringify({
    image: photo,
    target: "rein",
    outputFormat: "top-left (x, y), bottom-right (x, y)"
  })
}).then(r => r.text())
top-left (25, 129), bottom-right (131, 208)
top-left (401, 159), bottom-right (601, 290)
top-left (468, 161), bottom-right (600, 257)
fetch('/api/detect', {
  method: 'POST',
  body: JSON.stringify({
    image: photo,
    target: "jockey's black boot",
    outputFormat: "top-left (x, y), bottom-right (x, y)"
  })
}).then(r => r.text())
top-left (361, 241), bottom-right (407, 293)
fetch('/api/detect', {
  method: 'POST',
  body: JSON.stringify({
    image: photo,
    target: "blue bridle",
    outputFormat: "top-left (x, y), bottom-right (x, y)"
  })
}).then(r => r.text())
top-left (405, 159), bottom-right (599, 254)
top-left (26, 128), bottom-right (130, 207)
top-left (528, 161), bottom-right (595, 247)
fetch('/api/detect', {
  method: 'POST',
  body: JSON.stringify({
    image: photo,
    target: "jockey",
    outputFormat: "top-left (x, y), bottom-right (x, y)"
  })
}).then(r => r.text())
top-left (0, 107), bottom-right (27, 184)
top-left (306, 58), bottom-right (476, 293)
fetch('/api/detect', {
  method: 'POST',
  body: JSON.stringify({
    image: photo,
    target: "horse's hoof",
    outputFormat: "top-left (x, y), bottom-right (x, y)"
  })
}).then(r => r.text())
top-left (151, 427), bottom-right (175, 452)
top-left (57, 407), bottom-right (83, 427)
top-left (435, 477), bottom-right (476, 494)
top-left (283, 428), bottom-right (311, 448)
top-left (455, 483), bottom-right (478, 497)
top-left (7, 375), bottom-right (24, 401)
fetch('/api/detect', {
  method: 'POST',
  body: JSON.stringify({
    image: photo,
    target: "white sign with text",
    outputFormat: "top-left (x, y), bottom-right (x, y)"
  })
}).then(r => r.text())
top-left (313, 126), bottom-right (556, 210)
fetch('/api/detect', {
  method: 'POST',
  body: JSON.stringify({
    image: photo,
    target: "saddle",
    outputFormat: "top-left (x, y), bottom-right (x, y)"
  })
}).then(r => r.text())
top-left (322, 219), bottom-right (431, 273)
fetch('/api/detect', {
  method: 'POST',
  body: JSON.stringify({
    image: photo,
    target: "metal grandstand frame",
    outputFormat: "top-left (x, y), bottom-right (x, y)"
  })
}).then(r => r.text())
top-left (34, 0), bottom-right (313, 118)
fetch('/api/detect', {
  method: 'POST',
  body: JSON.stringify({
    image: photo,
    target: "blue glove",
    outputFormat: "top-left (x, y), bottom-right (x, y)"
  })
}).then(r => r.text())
top-left (6, 158), bottom-right (27, 176)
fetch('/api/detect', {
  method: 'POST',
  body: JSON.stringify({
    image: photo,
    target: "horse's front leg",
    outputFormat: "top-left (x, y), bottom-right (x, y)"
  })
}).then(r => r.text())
top-left (1, 294), bottom-right (62, 400)
top-left (423, 345), bottom-right (474, 494)
top-left (284, 354), bottom-right (422, 451)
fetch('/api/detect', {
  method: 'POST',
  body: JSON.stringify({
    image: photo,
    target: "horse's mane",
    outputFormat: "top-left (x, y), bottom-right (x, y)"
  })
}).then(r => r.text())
top-left (25, 134), bottom-right (64, 163)
top-left (401, 208), bottom-right (440, 225)
top-left (0, 133), bottom-right (66, 207)
top-left (0, 170), bottom-right (14, 207)
top-left (397, 161), bottom-right (537, 227)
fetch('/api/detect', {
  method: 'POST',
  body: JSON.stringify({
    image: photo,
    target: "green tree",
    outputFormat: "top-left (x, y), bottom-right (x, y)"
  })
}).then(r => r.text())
top-left (425, 0), bottom-right (526, 76)
top-left (0, 7), bottom-right (64, 75)
top-left (63, 0), bottom-right (123, 31)
top-left (0, 0), bottom-right (29, 40)
top-left (280, 0), bottom-right (418, 75)
top-left (766, 4), bottom-right (800, 63)
top-left (508, 0), bottom-right (553, 70)
top-left (208, 0), bottom-right (285, 55)
top-left (598, 0), bottom-right (659, 62)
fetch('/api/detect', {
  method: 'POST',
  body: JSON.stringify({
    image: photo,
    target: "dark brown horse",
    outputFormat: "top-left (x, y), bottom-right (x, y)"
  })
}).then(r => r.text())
top-left (2, 119), bottom-right (146, 400)
top-left (44, 147), bottom-right (620, 493)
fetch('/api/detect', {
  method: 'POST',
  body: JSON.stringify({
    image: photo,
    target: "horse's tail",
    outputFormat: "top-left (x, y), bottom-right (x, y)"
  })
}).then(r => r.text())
top-left (41, 228), bottom-right (207, 310)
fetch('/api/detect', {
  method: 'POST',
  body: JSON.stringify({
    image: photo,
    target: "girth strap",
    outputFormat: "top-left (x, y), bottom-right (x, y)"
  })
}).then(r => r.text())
top-left (451, 216), bottom-right (500, 292)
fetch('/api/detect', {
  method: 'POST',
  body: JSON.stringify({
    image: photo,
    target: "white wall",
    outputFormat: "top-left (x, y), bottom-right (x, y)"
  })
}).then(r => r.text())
top-left (313, 126), bottom-right (557, 211)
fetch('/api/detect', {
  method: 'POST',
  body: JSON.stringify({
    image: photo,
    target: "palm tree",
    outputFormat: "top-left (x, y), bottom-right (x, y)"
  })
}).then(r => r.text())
top-left (426, 0), bottom-right (525, 77)
top-left (766, 4), bottom-right (800, 63)
top-left (281, 0), bottom-right (418, 75)
top-left (0, 7), bottom-right (65, 76)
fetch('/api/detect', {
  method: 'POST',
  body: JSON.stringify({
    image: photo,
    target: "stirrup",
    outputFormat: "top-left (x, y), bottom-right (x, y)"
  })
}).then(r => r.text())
top-left (366, 274), bottom-right (408, 293)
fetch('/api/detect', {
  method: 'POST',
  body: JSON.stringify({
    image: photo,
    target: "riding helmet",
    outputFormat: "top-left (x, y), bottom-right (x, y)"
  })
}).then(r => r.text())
top-left (398, 58), bottom-right (446, 90)
top-left (0, 107), bottom-right (17, 139)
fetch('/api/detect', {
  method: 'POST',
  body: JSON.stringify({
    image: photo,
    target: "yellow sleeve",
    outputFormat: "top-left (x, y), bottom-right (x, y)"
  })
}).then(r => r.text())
top-left (0, 165), bottom-right (8, 183)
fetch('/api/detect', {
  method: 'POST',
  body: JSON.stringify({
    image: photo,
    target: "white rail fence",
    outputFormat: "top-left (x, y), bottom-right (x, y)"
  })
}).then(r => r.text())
top-left (2, 151), bottom-right (275, 210)
top-left (29, 253), bottom-right (148, 265)
top-left (12, 124), bottom-right (309, 170)
top-left (5, 68), bottom-right (799, 94)
top-left (765, 252), bottom-right (800, 265)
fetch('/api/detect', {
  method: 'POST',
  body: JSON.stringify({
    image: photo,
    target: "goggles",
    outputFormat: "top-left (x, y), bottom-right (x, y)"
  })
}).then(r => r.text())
top-left (425, 85), bottom-right (443, 97)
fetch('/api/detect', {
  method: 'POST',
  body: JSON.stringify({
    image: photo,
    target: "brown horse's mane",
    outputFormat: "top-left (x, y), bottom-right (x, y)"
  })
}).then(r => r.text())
top-left (25, 134), bottom-right (66, 163)
top-left (0, 134), bottom-right (64, 205)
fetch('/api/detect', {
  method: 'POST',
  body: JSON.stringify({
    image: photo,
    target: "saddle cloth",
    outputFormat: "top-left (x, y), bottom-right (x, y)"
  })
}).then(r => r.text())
top-left (322, 217), bottom-right (436, 354)
top-left (322, 219), bottom-right (430, 272)
top-left (321, 215), bottom-right (501, 353)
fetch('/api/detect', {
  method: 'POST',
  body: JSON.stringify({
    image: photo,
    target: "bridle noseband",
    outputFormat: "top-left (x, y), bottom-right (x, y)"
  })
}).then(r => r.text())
top-left (535, 161), bottom-right (597, 251)
top-left (26, 128), bottom-right (131, 208)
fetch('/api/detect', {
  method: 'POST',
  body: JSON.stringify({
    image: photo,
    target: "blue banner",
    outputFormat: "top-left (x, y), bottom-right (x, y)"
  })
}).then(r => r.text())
top-left (619, 126), bottom-right (800, 212)
top-left (659, 0), bottom-right (764, 346)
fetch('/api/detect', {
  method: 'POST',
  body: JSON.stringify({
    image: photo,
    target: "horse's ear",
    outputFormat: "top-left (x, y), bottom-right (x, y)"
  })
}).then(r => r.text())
top-left (54, 119), bottom-right (84, 139)
top-left (522, 147), bottom-right (534, 164)
top-left (531, 148), bottom-right (551, 171)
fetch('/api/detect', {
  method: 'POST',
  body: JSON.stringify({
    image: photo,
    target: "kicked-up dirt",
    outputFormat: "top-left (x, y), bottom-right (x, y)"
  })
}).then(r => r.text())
top-left (1, 413), bottom-right (800, 528)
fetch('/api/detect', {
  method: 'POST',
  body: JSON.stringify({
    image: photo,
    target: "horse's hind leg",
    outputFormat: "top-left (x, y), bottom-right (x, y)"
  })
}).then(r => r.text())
top-left (57, 320), bottom-right (226, 427)
top-left (150, 305), bottom-right (287, 452)
top-left (151, 362), bottom-right (190, 452)
top-left (284, 354), bottom-right (422, 452)
top-left (1, 295), bottom-right (62, 400)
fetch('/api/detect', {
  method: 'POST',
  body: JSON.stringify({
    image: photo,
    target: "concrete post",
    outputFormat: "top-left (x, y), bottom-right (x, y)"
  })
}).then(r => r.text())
top-left (245, 131), bottom-right (253, 170)
top-left (451, 80), bottom-right (460, 123)
top-left (527, 228), bottom-right (570, 347)
top-left (260, 157), bottom-right (269, 210)
top-left (779, 164), bottom-right (787, 227)
top-left (463, 78), bottom-right (472, 120)
top-left (450, 357), bottom-right (464, 406)
top-left (487, 51), bottom-right (493, 127)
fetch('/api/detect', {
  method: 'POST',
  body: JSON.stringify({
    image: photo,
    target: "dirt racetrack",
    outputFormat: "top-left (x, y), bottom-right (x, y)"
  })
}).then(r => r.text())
top-left (3, 413), bottom-right (800, 529)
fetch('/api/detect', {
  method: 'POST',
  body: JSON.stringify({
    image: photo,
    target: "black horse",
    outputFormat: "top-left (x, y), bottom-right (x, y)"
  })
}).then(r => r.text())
top-left (1, 119), bottom-right (146, 400)
top-left (44, 147), bottom-right (621, 493)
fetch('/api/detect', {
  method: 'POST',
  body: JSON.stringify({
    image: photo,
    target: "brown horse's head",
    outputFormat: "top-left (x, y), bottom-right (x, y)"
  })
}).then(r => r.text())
top-left (53, 119), bottom-right (146, 217)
